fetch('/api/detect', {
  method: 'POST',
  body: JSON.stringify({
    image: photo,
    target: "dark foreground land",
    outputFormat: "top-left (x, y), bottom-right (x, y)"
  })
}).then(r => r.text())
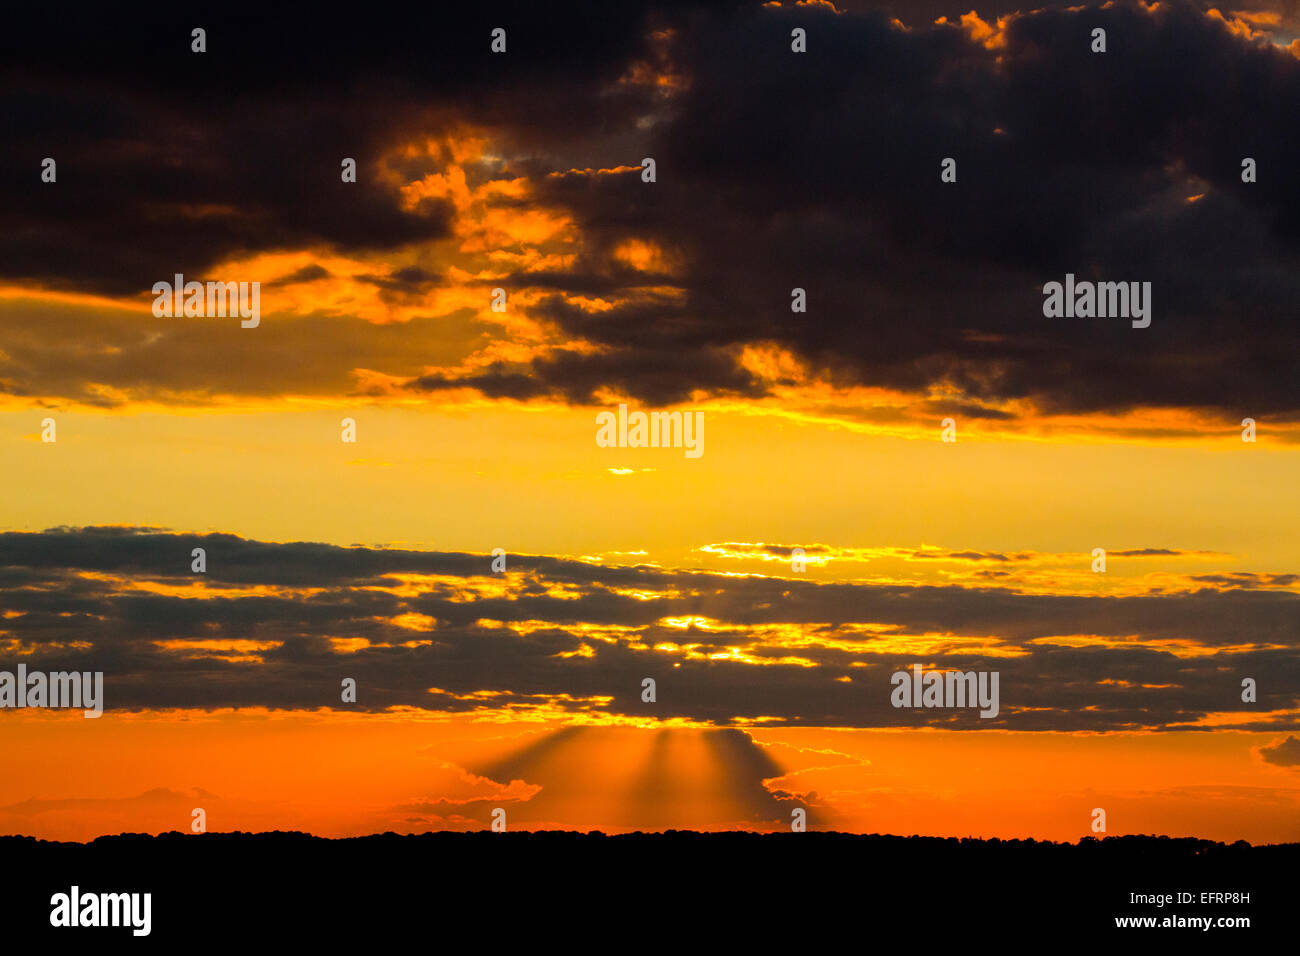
top-left (0, 831), bottom-right (1290, 945)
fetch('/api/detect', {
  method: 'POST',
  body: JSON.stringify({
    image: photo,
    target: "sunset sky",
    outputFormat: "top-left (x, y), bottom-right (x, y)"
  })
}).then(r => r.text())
top-left (2, 0), bottom-right (1298, 844)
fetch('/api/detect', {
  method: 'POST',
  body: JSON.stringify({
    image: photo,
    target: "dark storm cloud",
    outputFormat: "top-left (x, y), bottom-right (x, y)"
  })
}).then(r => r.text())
top-left (0, 1), bottom-right (726, 296)
top-left (482, 0), bottom-right (1300, 418)
top-left (1, 527), bottom-right (1296, 730)
top-left (2, 1), bottom-right (1296, 417)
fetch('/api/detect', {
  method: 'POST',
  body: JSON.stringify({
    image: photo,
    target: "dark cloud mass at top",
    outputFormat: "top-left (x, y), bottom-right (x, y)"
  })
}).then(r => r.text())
top-left (0, 1), bottom-right (1297, 417)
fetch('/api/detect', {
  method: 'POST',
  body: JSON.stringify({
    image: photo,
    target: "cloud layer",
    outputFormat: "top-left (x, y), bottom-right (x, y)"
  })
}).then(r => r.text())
top-left (1, 1), bottom-right (1296, 425)
top-left (1, 526), bottom-right (1295, 731)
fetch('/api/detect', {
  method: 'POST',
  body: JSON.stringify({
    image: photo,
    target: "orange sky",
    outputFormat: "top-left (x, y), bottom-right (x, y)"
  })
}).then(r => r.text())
top-left (2, 709), bottom-right (1297, 843)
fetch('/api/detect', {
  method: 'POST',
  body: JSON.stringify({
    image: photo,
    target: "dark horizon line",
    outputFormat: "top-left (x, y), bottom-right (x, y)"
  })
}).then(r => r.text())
top-left (3, 829), bottom-right (1296, 849)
